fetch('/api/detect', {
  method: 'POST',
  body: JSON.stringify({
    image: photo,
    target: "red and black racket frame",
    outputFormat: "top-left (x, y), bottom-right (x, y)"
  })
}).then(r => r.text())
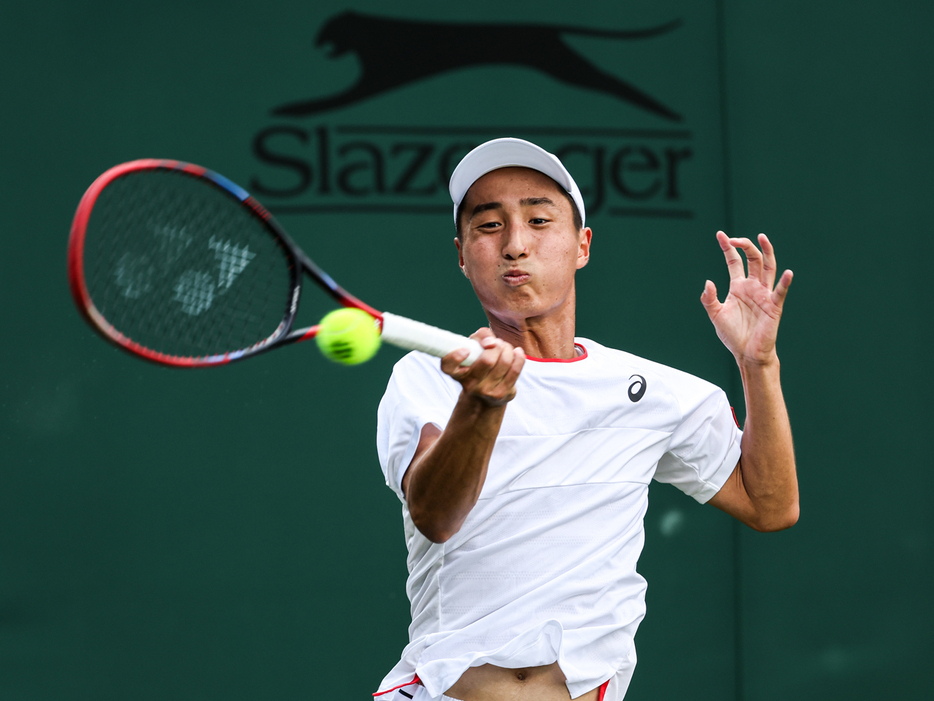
top-left (68, 159), bottom-right (383, 368)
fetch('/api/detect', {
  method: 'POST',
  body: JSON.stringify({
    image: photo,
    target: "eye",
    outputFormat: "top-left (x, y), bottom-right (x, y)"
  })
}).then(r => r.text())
top-left (529, 217), bottom-right (550, 225)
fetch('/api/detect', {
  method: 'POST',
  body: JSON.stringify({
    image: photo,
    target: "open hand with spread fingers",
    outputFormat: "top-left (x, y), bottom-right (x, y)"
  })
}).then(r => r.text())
top-left (701, 231), bottom-right (793, 367)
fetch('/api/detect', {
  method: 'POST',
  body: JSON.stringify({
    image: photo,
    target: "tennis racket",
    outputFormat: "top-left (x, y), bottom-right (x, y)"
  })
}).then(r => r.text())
top-left (67, 159), bottom-right (484, 368)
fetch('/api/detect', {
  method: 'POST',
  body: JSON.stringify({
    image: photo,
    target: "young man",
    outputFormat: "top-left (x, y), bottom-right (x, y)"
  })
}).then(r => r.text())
top-left (375, 139), bottom-right (797, 701)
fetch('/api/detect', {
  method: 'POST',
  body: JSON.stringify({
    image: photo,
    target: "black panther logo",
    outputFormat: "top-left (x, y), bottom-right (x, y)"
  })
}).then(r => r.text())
top-left (273, 11), bottom-right (683, 121)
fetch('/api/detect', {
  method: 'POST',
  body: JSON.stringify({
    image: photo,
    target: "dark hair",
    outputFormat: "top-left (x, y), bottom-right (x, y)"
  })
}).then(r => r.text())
top-left (455, 180), bottom-right (583, 239)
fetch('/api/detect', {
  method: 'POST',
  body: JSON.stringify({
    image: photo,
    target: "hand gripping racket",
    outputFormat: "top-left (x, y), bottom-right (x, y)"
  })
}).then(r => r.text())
top-left (67, 159), bottom-right (484, 368)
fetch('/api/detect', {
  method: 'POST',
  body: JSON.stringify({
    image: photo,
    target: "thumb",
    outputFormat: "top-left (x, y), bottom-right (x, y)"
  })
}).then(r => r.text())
top-left (700, 280), bottom-right (721, 319)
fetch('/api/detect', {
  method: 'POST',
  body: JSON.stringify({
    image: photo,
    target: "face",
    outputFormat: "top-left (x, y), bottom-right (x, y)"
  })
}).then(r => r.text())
top-left (455, 167), bottom-right (591, 327)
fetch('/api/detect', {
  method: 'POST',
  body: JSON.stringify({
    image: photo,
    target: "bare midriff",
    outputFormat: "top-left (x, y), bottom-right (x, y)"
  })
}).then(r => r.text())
top-left (444, 663), bottom-right (599, 701)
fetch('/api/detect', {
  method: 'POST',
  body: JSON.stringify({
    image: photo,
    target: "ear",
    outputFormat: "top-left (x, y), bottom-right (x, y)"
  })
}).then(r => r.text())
top-left (454, 237), bottom-right (469, 278)
top-left (576, 227), bottom-right (592, 270)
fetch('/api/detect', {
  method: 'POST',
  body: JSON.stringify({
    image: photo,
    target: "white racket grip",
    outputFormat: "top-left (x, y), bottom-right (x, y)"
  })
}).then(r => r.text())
top-left (380, 312), bottom-right (484, 366)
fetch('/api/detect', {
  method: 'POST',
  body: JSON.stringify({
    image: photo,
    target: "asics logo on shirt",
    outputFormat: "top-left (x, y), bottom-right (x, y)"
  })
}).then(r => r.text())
top-left (628, 374), bottom-right (647, 402)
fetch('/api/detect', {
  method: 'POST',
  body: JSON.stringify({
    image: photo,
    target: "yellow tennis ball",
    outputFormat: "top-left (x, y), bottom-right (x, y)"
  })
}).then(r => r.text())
top-left (315, 307), bottom-right (382, 365)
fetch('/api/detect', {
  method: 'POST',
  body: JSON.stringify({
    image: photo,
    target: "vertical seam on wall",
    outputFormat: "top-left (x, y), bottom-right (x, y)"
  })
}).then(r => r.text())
top-left (715, 1), bottom-right (745, 701)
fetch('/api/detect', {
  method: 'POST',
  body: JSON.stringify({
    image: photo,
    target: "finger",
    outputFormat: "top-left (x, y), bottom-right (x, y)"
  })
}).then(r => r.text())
top-left (471, 327), bottom-right (495, 342)
top-left (484, 344), bottom-right (524, 404)
top-left (498, 346), bottom-right (526, 399)
top-left (441, 347), bottom-right (471, 376)
top-left (717, 231), bottom-right (746, 281)
top-left (771, 269), bottom-right (794, 307)
top-left (730, 236), bottom-right (763, 281)
top-left (463, 340), bottom-right (515, 403)
top-left (512, 346), bottom-right (526, 376)
top-left (454, 337), bottom-right (507, 384)
top-left (482, 340), bottom-right (515, 390)
top-left (700, 279), bottom-right (722, 320)
top-left (758, 233), bottom-right (778, 289)
top-left (454, 332), bottom-right (498, 376)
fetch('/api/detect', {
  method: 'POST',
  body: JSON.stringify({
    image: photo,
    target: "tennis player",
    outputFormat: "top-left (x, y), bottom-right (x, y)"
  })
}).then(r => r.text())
top-left (375, 138), bottom-right (797, 701)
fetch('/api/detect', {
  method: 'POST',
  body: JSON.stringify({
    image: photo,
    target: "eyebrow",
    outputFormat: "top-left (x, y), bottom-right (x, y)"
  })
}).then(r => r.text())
top-left (469, 197), bottom-right (559, 218)
top-left (470, 201), bottom-right (503, 217)
top-left (521, 197), bottom-right (558, 208)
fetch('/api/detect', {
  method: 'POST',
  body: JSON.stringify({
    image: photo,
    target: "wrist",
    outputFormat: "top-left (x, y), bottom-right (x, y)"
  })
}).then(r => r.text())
top-left (737, 354), bottom-right (782, 391)
top-left (457, 390), bottom-right (511, 416)
top-left (735, 350), bottom-right (780, 372)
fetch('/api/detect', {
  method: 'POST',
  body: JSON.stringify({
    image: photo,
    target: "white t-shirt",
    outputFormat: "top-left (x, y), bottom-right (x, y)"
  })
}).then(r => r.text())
top-left (375, 339), bottom-right (742, 701)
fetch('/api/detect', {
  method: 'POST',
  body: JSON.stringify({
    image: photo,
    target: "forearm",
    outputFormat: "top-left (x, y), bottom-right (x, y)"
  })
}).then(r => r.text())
top-left (405, 392), bottom-right (506, 543)
top-left (736, 357), bottom-right (798, 531)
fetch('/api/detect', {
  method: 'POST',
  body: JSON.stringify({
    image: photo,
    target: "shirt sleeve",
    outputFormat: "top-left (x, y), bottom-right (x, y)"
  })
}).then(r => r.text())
top-left (654, 374), bottom-right (743, 504)
top-left (376, 353), bottom-right (460, 501)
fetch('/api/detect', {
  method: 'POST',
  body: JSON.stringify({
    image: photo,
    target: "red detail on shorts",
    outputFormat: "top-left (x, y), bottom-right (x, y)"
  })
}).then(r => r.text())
top-left (373, 675), bottom-right (420, 696)
top-left (598, 679), bottom-right (609, 701)
top-left (730, 406), bottom-right (741, 428)
top-left (526, 344), bottom-right (589, 363)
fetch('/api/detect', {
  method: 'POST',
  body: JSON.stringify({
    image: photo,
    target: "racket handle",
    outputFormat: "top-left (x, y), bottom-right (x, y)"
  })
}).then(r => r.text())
top-left (381, 312), bottom-right (484, 366)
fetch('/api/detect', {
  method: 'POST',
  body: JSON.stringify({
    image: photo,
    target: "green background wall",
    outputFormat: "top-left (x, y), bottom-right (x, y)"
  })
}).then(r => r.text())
top-left (1, 1), bottom-right (930, 699)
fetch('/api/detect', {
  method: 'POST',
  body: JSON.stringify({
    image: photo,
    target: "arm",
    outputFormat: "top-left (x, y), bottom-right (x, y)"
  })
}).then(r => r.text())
top-left (702, 232), bottom-right (799, 532)
top-left (402, 329), bottom-right (525, 543)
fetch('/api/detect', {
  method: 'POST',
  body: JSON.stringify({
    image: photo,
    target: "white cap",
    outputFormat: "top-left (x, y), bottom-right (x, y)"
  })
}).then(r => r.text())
top-left (449, 138), bottom-right (586, 228)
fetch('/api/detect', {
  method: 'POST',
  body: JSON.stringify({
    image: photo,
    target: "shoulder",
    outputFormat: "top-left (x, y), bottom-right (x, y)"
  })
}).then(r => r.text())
top-left (383, 351), bottom-right (461, 401)
top-left (391, 349), bottom-right (443, 377)
top-left (575, 338), bottom-right (727, 409)
top-left (576, 338), bottom-right (711, 383)
top-left (390, 350), bottom-right (448, 383)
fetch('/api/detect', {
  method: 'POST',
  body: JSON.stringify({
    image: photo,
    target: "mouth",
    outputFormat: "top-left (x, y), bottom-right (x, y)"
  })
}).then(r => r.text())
top-left (502, 270), bottom-right (531, 286)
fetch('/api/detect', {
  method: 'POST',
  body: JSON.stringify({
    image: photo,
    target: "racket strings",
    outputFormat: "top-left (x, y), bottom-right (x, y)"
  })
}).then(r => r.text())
top-left (84, 170), bottom-right (293, 359)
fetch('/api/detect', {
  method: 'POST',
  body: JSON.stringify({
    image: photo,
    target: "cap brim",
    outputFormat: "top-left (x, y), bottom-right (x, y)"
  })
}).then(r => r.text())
top-left (449, 138), bottom-right (586, 227)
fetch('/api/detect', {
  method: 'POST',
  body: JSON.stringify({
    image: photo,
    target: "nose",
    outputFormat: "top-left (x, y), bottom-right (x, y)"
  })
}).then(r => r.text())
top-left (501, 221), bottom-right (529, 260)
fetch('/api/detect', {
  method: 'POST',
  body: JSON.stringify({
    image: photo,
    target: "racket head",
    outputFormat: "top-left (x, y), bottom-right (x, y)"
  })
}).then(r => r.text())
top-left (68, 160), bottom-right (302, 367)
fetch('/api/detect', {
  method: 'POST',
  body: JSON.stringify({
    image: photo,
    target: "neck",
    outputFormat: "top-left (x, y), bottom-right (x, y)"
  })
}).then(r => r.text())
top-left (485, 289), bottom-right (578, 360)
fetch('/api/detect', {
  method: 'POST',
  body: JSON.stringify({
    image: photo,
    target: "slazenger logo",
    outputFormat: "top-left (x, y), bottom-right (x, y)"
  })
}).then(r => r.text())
top-left (251, 12), bottom-right (694, 220)
top-left (273, 11), bottom-right (682, 122)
